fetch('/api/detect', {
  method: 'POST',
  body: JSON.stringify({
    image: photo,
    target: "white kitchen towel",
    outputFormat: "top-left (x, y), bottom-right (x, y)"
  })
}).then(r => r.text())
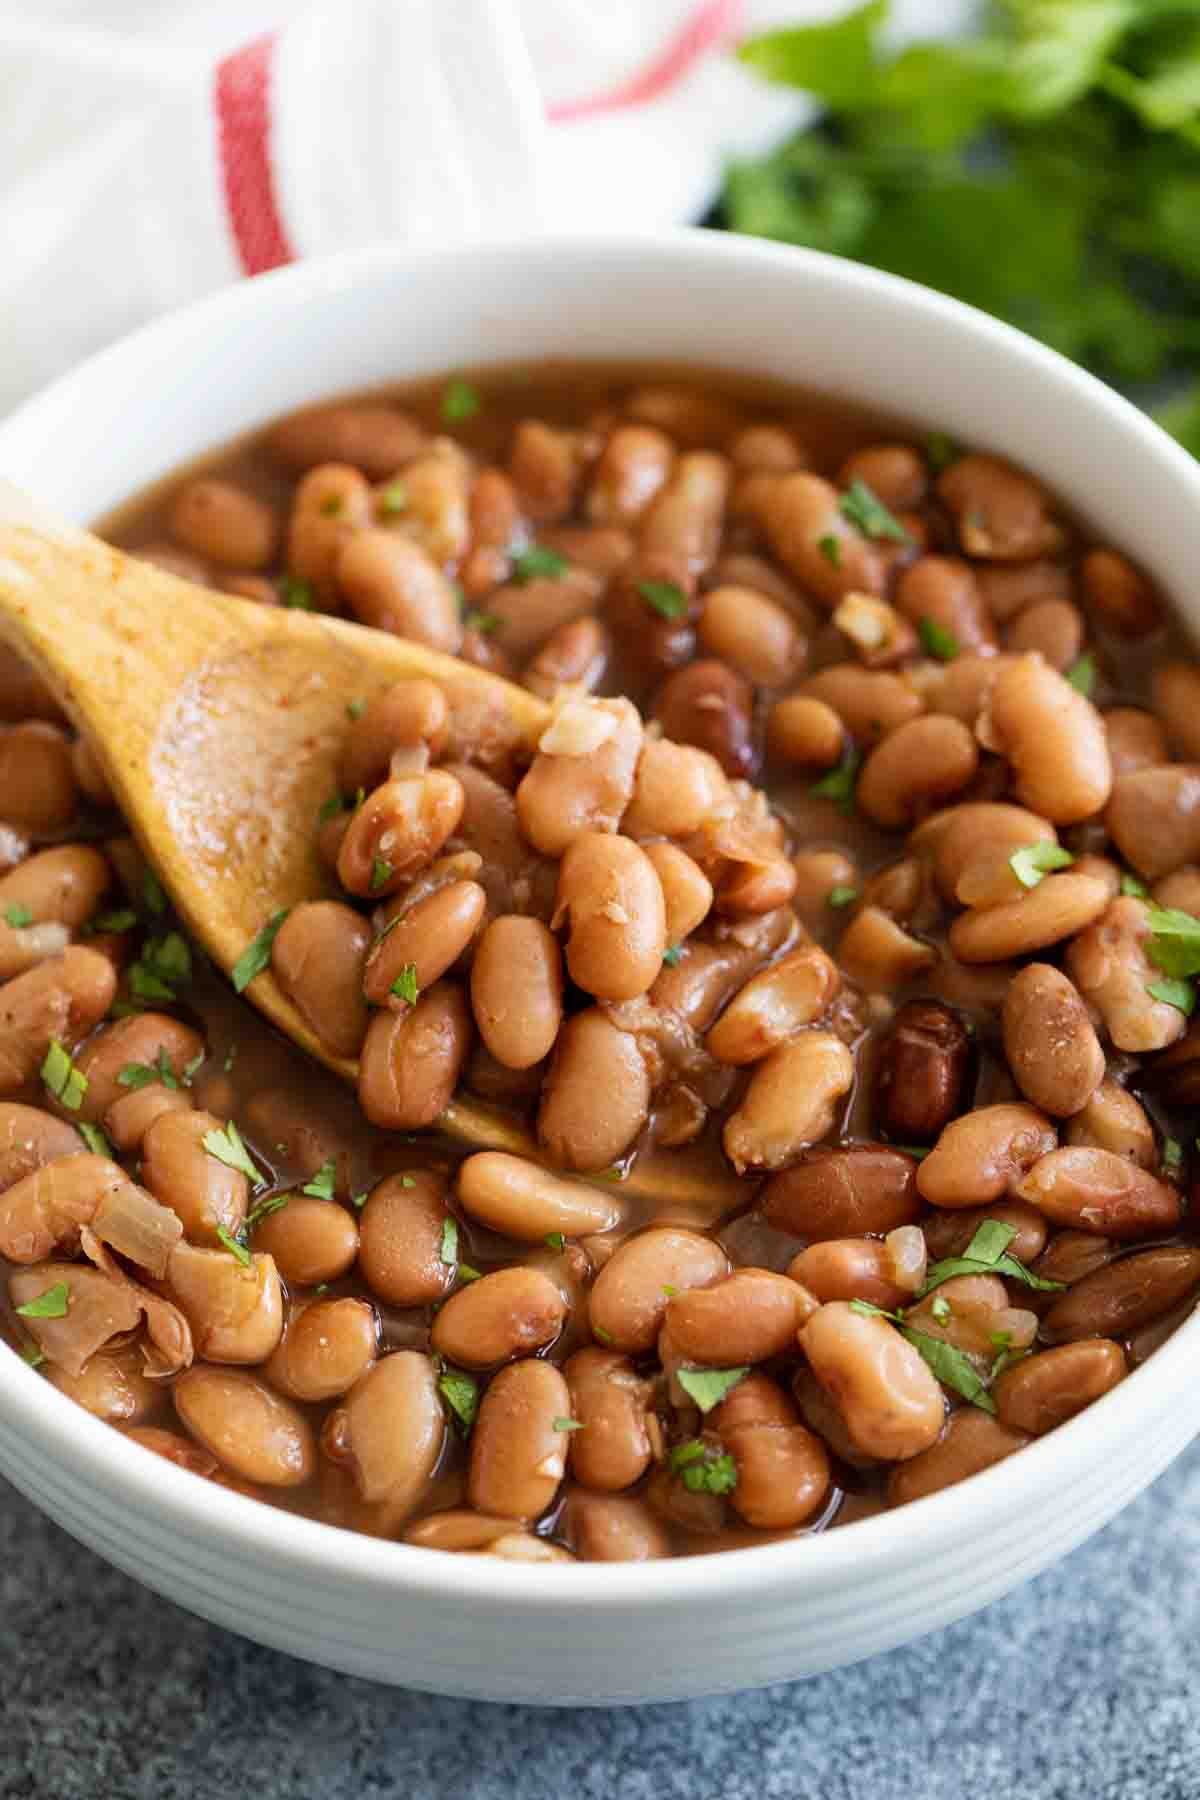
top-left (0, 0), bottom-right (960, 415)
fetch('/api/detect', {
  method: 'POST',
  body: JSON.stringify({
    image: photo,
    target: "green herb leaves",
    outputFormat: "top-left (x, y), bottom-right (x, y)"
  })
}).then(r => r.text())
top-left (668, 1439), bottom-right (739, 1495)
top-left (839, 477), bottom-right (912, 544)
top-left (301, 1160), bottom-right (336, 1201)
top-left (675, 1366), bottom-right (749, 1413)
top-left (917, 617), bottom-right (958, 661)
top-left (918, 1217), bottom-right (1064, 1299)
top-left (440, 1217), bottom-right (459, 1267)
top-left (370, 857), bottom-right (394, 894)
top-left (437, 1367), bottom-right (479, 1433)
top-left (3, 903), bottom-right (32, 928)
top-left (232, 910), bottom-right (289, 993)
top-left (512, 544), bottom-right (568, 583)
top-left (1009, 841), bottom-right (1074, 888)
top-left (216, 1223), bottom-right (252, 1267)
top-left (279, 576), bottom-right (315, 610)
top-left (390, 964), bottom-right (419, 1005)
top-left (810, 747), bottom-right (861, 815)
top-left (203, 1122), bottom-right (263, 1185)
top-left (1143, 902), bottom-right (1200, 1013)
top-left (1065, 653), bottom-right (1096, 695)
top-left (637, 579), bottom-right (689, 620)
top-left (442, 379), bottom-right (481, 423)
top-left (849, 1296), bottom-right (997, 1412)
top-left (41, 1039), bottom-right (87, 1111)
top-left (128, 931), bottom-right (191, 1002)
top-left (15, 1280), bottom-right (69, 1320)
top-left (828, 885), bottom-right (859, 908)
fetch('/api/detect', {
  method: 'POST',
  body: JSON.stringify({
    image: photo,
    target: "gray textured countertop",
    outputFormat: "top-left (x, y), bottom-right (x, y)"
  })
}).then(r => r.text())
top-left (4, 1445), bottom-right (1200, 1800)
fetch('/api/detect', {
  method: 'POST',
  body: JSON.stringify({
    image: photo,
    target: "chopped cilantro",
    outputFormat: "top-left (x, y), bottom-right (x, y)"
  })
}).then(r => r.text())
top-left (463, 611), bottom-right (499, 636)
top-left (128, 931), bottom-right (192, 1002)
top-left (203, 1122), bottom-right (263, 1186)
top-left (457, 1264), bottom-right (483, 1284)
top-left (319, 493), bottom-right (343, 517)
top-left (917, 616), bottom-right (959, 661)
top-left (399, 1175), bottom-right (416, 1189)
top-left (839, 478), bottom-right (912, 544)
top-left (810, 747), bottom-right (862, 816)
top-left (78, 1123), bottom-right (112, 1158)
top-left (1164, 1138), bottom-right (1185, 1177)
top-left (90, 908), bottom-right (137, 935)
top-left (637, 579), bottom-right (689, 620)
top-left (390, 963), bottom-right (419, 1005)
top-left (930, 1294), bottom-right (951, 1325)
top-left (905, 1327), bottom-right (995, 1411)
top-left (552, 1418), bottom-right (584, 1433)
top-left (1144, 905), bottom-right (1200, 981)
top-left (1009, 842), bottom-right (1074, 889)
top-left (19, 1343), bottom-right (45, 1368)
top-left (301, 1159), bottom-right (336, 1201)
top-left (440, 1217), bottom-right (459, 1267)
top-left (438, 1367), bottom-right (479, 1433)
top-left (592, 1325), bottom-right (614, 1345)
top-left (1120, 872), bottom-right (1148, 899)
top-left (41, 1039), bottom-right (87, 1111)
top-left (216, 1224), bottom-right (252, 1267)
top-left (668, 1439), bottom-right (738, 1495)
top-left (1148, 976), bottom-right (1195, 1015)
top-left (544, 1231), bottom-right (565, 1252)
top-left (15, 1280), bottom-right (70, 1319)
top-left (817, 532), bottom-right (841, 567)
top-left (3, 904), bottom-right (32, 928)
top-left (231, 909), bottom-right (289, 993)
top-left (279, 576), bottom-right (315, 610)
top-left (442, 379), bottom-right (481, 423)
top-left (223, 1044), bottom-right (238, 1073)
top-left (511, 545), bottom-right (568, 584)
top-left (925, 432), bottom-right (960, 473)
top-left (676, 1366), bottom-right (749, 1413)
top-left (182, 1050), bottom-right (204, 1085)
top-left (370, 857), bottom-right (394, 894)
top-left (378, 480), bottom-right (408, 515)
top-left (661, 945), bottom-right (683, 967)
top-left (245, 1192), bottom-right (290, 1231)
top-left (117, 1061), bottom-right (159, 1092)
top-left (346, 697), bottom-right (366, 721)
top-left (892, 1145), bottom-right (930, 1161)
top-left (1065, 654), bottom-right (1096, 696)
top-left (143, 869), bottom-right (167, 916)
top-left (918, 1217), bottom-right (1063, 1298)
top-left (828, 885), bottom-right (859, 908)
top-left (317, 792), bottom-right (347, 824)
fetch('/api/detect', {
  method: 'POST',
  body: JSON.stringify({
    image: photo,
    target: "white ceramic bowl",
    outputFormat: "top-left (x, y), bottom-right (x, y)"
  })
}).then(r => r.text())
top-left (1, 231), bottom-right (1199, 1705)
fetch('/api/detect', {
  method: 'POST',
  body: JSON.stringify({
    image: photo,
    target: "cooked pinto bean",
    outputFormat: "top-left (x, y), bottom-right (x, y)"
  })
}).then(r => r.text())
top-left (554, 833), bottom-right (666, 1002)
top-left (874, 1000), bottom-right (969, 1143)
top-left (522, 616), bottom-right (610, 699)
top-left (652, 660), bottom-right (756, 781)
top-left (271, 902), bottom-right (370, 1057)
top-left (706, 944), bottom-right (839, 1065)
top-left (564, 1347), bottom-right (655, 1492)
top-left (1067, 896), bottom-right (1187, 1053)
top-left (723, 1032), bottom-right (854, 1174)
top-left (723, 1410), bottom-right (831, 1531)
top-left (357, 980), bottom-right (472, 1129)
top-left (1004, 598), bottom-right (1084, 671)
top-left (993, 1340), bottom-right (1126, 1435)
top-left (268, 401), bottom-right (424, 477)
top-left (1043, 1246), bottom-right (1200, 1341)
top-left (767, 694), bottom-right (844, 769)
top-left (921, 1200), bottom-right (1048, 1268)
top-left (323, 1352), bottom-right (444, 1521)
top-left (949, 872), bottom-right (1110, 964)
top-left (432, 1266), bottom-right (566, 1368)
top-left (698, 585), bottom-right (806, 687)
top-left (457, 1152), bottom-right (621, 1242)
top-left (468, 1357), bottom-right (571, 1520)
top-left (1103, 706), bottom-right (1169, 777)
top-left (142, 1108), bottom-right (247, 1247)
top-left (589, 1228), bottom-right (729, 1354)
top-left (170, 478), bottom-right (277, 569)
top-left (252, 1194), bottom-right (358, 1287)
top-left (561, 1490), bottom-right (672, 1561)
top-left (1064, 1079), bottom-right (1156, 1168)
top-left (857, 717), bottom-right (978, 829)
top-left (286, 463), bottom-right (372, 599)
top-left (835, 906), bottom-right (936, 993)
top-left (764, 1146), bottom-right (922, 1240)
top-left (75, 1013), bottom-right (204, 1123)
top-left (666, 1269), bottom-right (810, 1365)
top-left (167, 1243), bottom-right (283, 1363)
top-left (537, 1008), bottom-right (650, 1172)
top-left (887, 1408), bottom-right (1030, 1506)
top-left (795, 666), bottom-right (923, 743)
top-left (357, 1170), bottom-right (453, 1306)
top-left (0, 948), bottom-right (116, 1093)
top-left (800, 1303), bottom-right (944, 1461)
top-left (1105, 764), bottom-right (1200, 880)
top-left (364, 881), bottom-right (485, 1010)
top-left (1002, 965), bottom-right (1103, 1117)
top-left (265, 1296), bottom-right (377, 1403)
top-left (47, 1345), bottom-right (157, 1425)
top-left (982, 657), bottom-right (1111, 824)
top-left (470, 916), bottom-right (563, 1070)
top-left (587, 425), bottom-right (674, 525)
top-left (896, 557), bottom-right (993, 653)
top-left (623, 738), bottom-right (729, 840)
top-left (751, 471), bottom-right (885, 605)
top-left (175, 1367), bottom-right (315, 1487)
top-left (938, 455), bottom-right (1062, 561)
top-left (337, 771), bottom-right (464, 897)
top-left (339, 679), bottom-right (448, 791)
top-left (1015, 1148), bottom-right (1181, 1239)
top-left (787, 1239), bottom-right (912, 1313)
top-left (1080, 547), bottom-right (1162, 637)
top-left (642, 841), bottom-right (714, 945)
top-left (0, 724), bottom-right (77, 834)
top-left (517, 695), bottom-right (643, 856)
top-left (918, 1105), bottom-right (1057, 1209)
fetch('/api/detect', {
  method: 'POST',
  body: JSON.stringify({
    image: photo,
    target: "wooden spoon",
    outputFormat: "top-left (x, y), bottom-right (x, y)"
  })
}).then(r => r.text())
top-left (0, 494), bottom-right (742, 1218)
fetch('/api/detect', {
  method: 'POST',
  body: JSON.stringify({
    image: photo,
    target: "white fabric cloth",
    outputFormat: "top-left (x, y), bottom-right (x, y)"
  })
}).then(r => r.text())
top-left (0, 0), bottom-right (963, 415)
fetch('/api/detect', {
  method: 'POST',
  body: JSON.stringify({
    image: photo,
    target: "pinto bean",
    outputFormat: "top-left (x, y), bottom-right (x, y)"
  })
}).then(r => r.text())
top-left (457, 1153), bottom-right (621, 1242)
top-left (918, 1104), bottom-right (1057, 1209)
top-left (764, 1145), bottom-right (922, 1240)
top-left (0, 724), bottom-right (77, 834)
top-left (1105, 764), bottom-right (1200, 880)
top-left (469, 1357), bottom-right (571, 1520)
top-left (46, 1345), bottom-right (157, 1425)
top-left (1102, 707), bottom-right (1168, 777)
top-left (949, 873), bottom-right (1110, 964)
top-left (286, 464), bottom-right (372, 599)
top-left (786, 1239), bottom-right (911, 1312)
top-left (839, 445), bottom-right (927, 511)
top-left (432, 1266), bottom-right (566, 1368)
top-left (522, 617), bottom-right (609, 700)
top-left (835, 906), bottom-right (936, 994)
top-left (982, 656), bottom-right (1111, 823)
top-left (1004, 598), bottom-right (1084, 671)
top-left (489, 568), bottom-right (602, 662)
top-left (508, 420), bottom-right (592, 522)
top-left (517, 695), bottom-right (643, 857)
top-left (252, 1195), bottom-right (359, 1287)
top-left (873, 1000), bottom-right (969, 1143)
top-left (141, 1108), bottom-right (247, 1248)
top-left (1067, 896), bottom-right (1187, 1053)
top-left (0, 845), bottom-right (110, 932)
top-left (723, 1031), bottom-right (854, 1174)
top-left (698, 585), bottom-right (807, 687)
top-left (706, 944), bottom-right (839, 1066)
top-left (169, 478), bottom-right (277, 569)
top-left (919, 802), bottom-right (1055, 905)
top-left (74, 1013), bottom-right (204, 1124)
top-left (560, 1490), bottom-right (671, 1561)
top-left (0, 1103), bottom-right (82, 1191)
top-left (357, 1170), bottom-right (453, 1306)
top-left (666, 1268), bottom-right (810, 1366)
top-left (993, 1340), bottom-right (1126, 1434)
top-left (167, 1243), bottom-right (283, 1363)
top-left (938, 455), bottom-right (1063, 560)
top-left (896, 557), bottom-right (994, 653)
top-left (175, 1367), bottom-right (314, 1487)
top-left (652, 660), bottom-right (756, 781)
top-left (857, 717), bottom-right (978, 829)
top-left (638, 451), bottom-right (729, 577)
top-left (336, 528), bottom-right (462, 651)
top-left (793, 666), bottom-right (923, 743)
top-left (723, 1411), bottom-right (831, 1530)
top-left (0, 948), bottom-right (116, 1093)
top-left (470, 916), bottom-right (563, 1071)
top-left (887, 1408), bottom-right (1030, 1506)
top-left (537, 1008), bottom-right (650, 1172)
top-left (553, 833), bottom-right (666, 1003)
top-left (270, 902), bottom-right (370, 1058)
top-left (357, 980), bottom-right (472, 1130)
top-left (589, 1228), bottom-right (729, 1354)
top-left (1153, 866), bottom-right (1200, 914)
top-left (265, 1296), bottom-right (377, 1403)
top-left (1043, 1246), bottom-right (1200, 1341)
top-left (623, 739), bottom-right (729, 840)
top-left (1080, 548), bottom-right (1162, 638)
top-left (800, 1302), bottom-right (944, 1461)
top-left (1064, 1079), bottom-right (1156, 1168)
top-left (921, 1200), bottom-right (1048, 1268)
top-left (337, 771), bottom-right (464, 898)
top-left (766, 695), bottom-right (844, 769)
top-left (269, 402), bottom-right (425, 478)
top-left (564, 1347), bottom-right (655, 1492)
top-left (587, 425), bottom-right (674, 525)
top-left (323, 1352), bottom-right (444, 1521)
top-left (1002, 964), bottom-right (1103, 1117)
top-left (751, 471), bottom-right (885, 605)
top-left (1014, 1148), bottom-right (1181, 1239)
top-left (364, 882), bottom-right (485, 1012)
top-left (339, 679), bottom-right (448, 792)
top-left (642, 842), bottom-right (714, 946)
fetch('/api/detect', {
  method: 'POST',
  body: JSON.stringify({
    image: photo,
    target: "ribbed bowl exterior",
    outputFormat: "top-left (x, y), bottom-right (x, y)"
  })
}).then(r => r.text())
top-left (2, 233), bottom-right (1199, 1702)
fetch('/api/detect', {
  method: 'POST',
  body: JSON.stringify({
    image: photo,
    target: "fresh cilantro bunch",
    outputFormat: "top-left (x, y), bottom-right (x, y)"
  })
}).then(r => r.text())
top-left (722, 0), bottom-right (1200, 451)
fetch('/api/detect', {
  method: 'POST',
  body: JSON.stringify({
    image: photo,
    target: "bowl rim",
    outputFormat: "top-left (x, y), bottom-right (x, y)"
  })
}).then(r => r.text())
top-left (2, 224), bottom-right (1199, 1611)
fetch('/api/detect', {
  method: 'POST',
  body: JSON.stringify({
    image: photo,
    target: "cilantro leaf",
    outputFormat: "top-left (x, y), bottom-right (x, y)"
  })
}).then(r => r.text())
top-left (1010, 842), bottom-right (1075, 888)
top-left (279, 576), bottom-right (315, 610)
top-left (203, 1122), bottom-right (264, 1186)
top-left (378, 481), bottom-right (407, 516)
top-left (828, 885), bottom-right (859, 908)
top-left (3, 904), bottom-right (32, 928)
top-left (917, 616), bottom-right (959, 661)
top-left (370, 857), bottom-right (394, 894)
top-left (637, 579), bottom-right (689, 620)
top-left (817, 532), bottom-right (842, 567)
top-left (1148, 975), bottom-right (1196, 1015)
top-left (440, 1217), bottom-right (459, 1267)
top-left (1144, 904), bottom-right (1200, 980)
top-left (15, 1280), bottom-right (70, 1319)
top-left (926, 431), bottom-right (961, 472)
top-left (675, 1366), bottom-right (749, 1413)
top-left (668, 1438), bottom-right (739, 1495)
top-left (839, 477), bottom-right (913, 544)
top-left (232, 909), bottom-right (289, 993)
top-left (216, 1223), bottom-right (252, 1267)
top-left (301, 1159), bottom-right (336, 1201)
top-left (245, 1192), bottom-right (290, 1231)
top-left (511, 545), bottom-right (568, 584)
top-left (78, 1123), bottom-right (113, 1158)
top-left (143, 869), bottom-right (167, 916)
top-left (1065, 653), bottom-right (1096, 695)
top-left (90, 908), bottom-right (137, 935)
top-left (442, 379), bottom-right (481, 423)
top-left (1121, 871), bottom-right (1148, 898)
top-left (900, 1324), bottom-right (996, 1411)
top-left (661, 945), bottom-right (683, 967)
top-left (438, 1367), bottom-right (479, 1433)
top-left (553, 1417), bottom-right (584, 1433)
top-left (544, 1231), bottom-right (565, 1252)
top-left (390, 964), bottom-right (419, 1006)
top-left (810, 748), bottom-right (862, 816)
top-left (41, 1039), bottom-right (87, 1112)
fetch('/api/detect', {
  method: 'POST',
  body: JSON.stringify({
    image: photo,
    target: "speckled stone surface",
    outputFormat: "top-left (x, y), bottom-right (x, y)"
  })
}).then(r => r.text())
top-left (4, 1444), bottom-right (1200, 1800)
